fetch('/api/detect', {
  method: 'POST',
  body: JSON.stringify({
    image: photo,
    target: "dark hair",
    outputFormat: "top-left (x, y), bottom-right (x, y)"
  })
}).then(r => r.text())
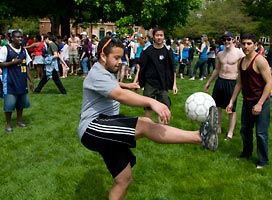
top-left (11, 30), bottom-right (23, 37)
top-left (241, 33), bottom-right (257, 43)
top-left (152, 26), bottom-right (165, 36)
top-left (106, 31), bottom-right (112, 36)
top-left (166, 38), bottom-right (171, 46)
top-left (35, 34), bottom-right (42, 42)
top-left (43, 35), bottom-right (48, 40)
top-left (97, 36), bottom-right (124, 58)
top-left (83, 39), bottom-right (89, 46)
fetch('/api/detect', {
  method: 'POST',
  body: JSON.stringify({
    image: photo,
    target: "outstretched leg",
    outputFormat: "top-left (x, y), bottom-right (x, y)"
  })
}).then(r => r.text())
top-left (109, 163), bottom-right (132, 200)
top-left (135, 117), bottom-right (202, 144)
top-left (136, 106), bottom-right (219, 150)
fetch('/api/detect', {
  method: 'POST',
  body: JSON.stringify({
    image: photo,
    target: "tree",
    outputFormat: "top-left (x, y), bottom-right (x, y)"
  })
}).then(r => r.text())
top-left (242, 0), bottom-right (272, 36)
top-left (74, 0), bottom-right (202, 36)
top-left (0, 0), bottom-right (77, 36)
top-left (178, 0), bottom-right (258, 40)
top-left (1, 0), bottom-right (202, 37)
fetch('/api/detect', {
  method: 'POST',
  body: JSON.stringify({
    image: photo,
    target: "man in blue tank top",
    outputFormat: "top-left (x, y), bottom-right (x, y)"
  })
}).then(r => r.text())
top-left (0, 30), bottom-right (33, 132)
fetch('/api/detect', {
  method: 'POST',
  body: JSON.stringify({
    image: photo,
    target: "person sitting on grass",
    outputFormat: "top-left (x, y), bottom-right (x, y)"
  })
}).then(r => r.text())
top-left (78, 36), bottom-right (219, 200)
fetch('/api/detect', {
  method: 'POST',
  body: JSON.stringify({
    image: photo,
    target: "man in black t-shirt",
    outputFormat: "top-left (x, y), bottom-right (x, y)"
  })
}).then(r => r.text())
top-left (139, 27), bottom-right (178, 122)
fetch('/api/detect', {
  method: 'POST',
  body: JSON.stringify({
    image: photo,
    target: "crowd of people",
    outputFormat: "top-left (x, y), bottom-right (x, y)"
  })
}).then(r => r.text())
top-left (1, 29), bottom-right (271, 87)
top-left (0, 28), bottom-right (271, 199)
top-left (0, 30), bottom-right (99, 80)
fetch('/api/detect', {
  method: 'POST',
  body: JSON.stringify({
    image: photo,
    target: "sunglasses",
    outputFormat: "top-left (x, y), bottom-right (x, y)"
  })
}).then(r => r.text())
top-left (101, 37), bottom-right (120, 54)
top-left (224, 37), bottom-right (232, 42)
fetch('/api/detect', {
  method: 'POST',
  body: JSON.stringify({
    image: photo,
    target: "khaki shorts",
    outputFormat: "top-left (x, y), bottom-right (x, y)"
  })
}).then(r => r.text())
top-left (143, 83), bottom-right (171, 110)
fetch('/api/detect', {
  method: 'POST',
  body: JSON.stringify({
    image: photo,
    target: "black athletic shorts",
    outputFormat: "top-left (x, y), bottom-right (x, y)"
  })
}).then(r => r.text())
top-left (212, 77), bottom-right (237, 112)
top-left (81, 114), bottom-right (138, 178)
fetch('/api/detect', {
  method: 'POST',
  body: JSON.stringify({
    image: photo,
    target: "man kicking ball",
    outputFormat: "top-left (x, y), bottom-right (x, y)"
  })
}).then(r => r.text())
top-left (78, 36), bottom-right (219, 200)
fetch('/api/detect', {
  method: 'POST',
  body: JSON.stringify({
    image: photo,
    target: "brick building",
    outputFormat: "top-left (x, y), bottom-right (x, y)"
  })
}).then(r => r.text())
top-left (39, 18), bottom-right (147, 39)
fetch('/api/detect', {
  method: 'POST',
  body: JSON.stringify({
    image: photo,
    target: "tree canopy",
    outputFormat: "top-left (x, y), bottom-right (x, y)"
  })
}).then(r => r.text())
top-left (74, 0), bottom-right (202, 36)
top-left (0, 0), bottom-right (202, 36)
top-left (1, 0), bottom-right (271, 39)
top-left (242, 0), bottom-right (272, 36)
top-left (178, 0), bottom-right (258, 40)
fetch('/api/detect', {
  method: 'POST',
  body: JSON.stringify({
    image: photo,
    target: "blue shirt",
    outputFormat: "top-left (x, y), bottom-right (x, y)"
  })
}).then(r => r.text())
top-left (199, 45), bottom-right (208, 59)
top-left (182, 47), bottom-right (190, 59)
top-left (135, 43), bottom-right (144, 59)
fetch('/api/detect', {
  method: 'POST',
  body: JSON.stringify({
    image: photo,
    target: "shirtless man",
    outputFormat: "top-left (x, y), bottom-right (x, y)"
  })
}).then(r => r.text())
top-left (68, 30), bottom-right (81, 75)
top-left (205, 32), bottom-right (245, 140)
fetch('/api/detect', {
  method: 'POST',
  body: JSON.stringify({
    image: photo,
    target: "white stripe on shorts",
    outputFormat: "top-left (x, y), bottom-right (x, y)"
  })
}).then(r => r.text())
top-left (88, 122), bottom-right (135, 136)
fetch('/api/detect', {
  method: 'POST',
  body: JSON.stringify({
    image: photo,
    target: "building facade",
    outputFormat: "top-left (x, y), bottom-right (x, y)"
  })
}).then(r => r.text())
top-left (39, 18), bottom-right (147, 39)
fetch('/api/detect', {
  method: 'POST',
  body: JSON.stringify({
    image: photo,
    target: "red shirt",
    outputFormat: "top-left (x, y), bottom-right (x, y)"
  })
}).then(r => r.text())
top-left (27, 38), bottom-right (35, 54)
top-left (240, 54), bottom-right (267, 102)
top-left (33, 42), bottom-right (44, 56)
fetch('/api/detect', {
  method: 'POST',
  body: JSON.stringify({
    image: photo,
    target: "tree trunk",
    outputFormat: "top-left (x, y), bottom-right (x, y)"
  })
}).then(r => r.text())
top-left (60, 16), bottom-right (70, 39)
top-left (49, 15), bottom-right (61, 36)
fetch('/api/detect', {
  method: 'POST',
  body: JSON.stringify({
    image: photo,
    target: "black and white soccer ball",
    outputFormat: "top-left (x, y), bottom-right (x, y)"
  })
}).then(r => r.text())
top-left (185, 92), bottom-right (216, 122)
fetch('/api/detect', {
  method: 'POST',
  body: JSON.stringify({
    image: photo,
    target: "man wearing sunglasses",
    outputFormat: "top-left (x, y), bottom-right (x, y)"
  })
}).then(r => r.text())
top-left (205, 32), bottom-right (245, 141)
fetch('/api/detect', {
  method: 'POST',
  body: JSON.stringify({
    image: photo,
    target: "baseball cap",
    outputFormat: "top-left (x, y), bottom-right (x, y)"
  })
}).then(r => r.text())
top-left (111, 32), bottom-right (117, 37)
top-left (81, 31), bottom-right (87, 35)
top-left (201, 34), bottom-right (207, 38)
top-left (222, 31), bottom-right (234, 38)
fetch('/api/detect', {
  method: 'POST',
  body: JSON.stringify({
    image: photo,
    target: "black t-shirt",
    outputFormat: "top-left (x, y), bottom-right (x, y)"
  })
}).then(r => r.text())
top-left (140, 45), bottom-right (174, 90)
top-left (80, 45), bottom-right (90, 58)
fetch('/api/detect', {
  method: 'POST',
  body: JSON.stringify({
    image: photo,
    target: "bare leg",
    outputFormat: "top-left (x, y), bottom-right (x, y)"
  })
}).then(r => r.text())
top-left (109, 163), bottom-right (132, 200)
top-left (227, 112), bottom-right (236, 138)
top-left (145, 110), bottom-right (153, 119)
top-left (75, 64), bottom-right (79, 75)
top-left (70, 64), bottom-right (74, 74)
top-left (5, 112), bottom-right (12, 128)
top-left (125, 65), bottom-right (129, 79)
top-left (16, 108), bottom-right (23, 124)
top-left (217, 107), bottom-right (222, 134)
top-left (109, 109), bottom-right (217, 199)
top-left (135, 117), bottom-right (202, 144)
top-left (120, 65), bottom-right (126, 82)
top-left (61, 64), bottom-right (67, 78)
top-left (133, 65), bottom-right (140, 83)
top-left (36, 64), bottom-right (44, 80)
top-left (117, 66), bottom-right (122, 81)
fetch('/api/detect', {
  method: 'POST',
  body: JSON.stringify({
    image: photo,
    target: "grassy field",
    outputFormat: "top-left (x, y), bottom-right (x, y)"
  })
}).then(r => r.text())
top-left (0, 69), bottom-right (272, 200)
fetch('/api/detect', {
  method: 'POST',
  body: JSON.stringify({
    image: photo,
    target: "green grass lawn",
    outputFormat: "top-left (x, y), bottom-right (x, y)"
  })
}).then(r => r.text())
top-left (0, 69), bottom-right (272, 200)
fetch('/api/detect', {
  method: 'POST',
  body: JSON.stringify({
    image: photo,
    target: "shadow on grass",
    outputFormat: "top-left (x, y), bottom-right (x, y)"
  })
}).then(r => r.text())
top-left (74, 167), bottom-right (109, 200)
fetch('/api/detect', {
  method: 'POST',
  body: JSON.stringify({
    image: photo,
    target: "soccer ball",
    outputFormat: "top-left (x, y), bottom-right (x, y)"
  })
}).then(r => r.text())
top-left (185, 92), bottom-right (216, 122)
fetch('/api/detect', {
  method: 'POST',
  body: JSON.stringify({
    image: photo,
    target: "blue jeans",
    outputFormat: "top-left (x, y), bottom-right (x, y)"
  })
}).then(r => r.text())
top-left (240, 99), bottom-right (270, 166)
top-left (4, 93), bottom-right (30, 112)
top-left (192, 58), bottom-right (207, 78)
top-left (81, 57), bottom-right (89, 74)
